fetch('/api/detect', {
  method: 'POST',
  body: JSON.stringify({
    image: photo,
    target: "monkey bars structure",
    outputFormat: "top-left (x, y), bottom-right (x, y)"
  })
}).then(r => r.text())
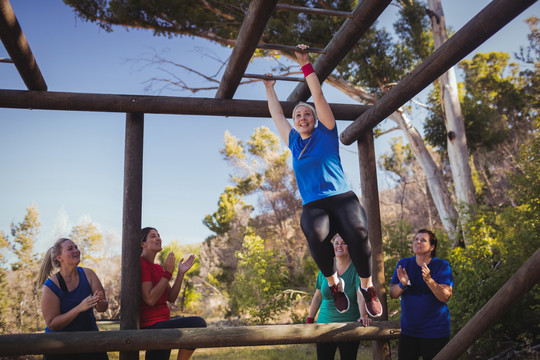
top-left (0, 0), bottom-right (538, 359)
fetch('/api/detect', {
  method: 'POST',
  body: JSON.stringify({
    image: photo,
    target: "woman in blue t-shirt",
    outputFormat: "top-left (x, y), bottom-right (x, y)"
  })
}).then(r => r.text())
top-left (307, 236), bottom-right (371, 360)
top-left (38, 237), bottom-right (109, 360)
top-left (390, 229), bottom-right (453, 360)
top-left (263, 44), bottom-right (382, 318)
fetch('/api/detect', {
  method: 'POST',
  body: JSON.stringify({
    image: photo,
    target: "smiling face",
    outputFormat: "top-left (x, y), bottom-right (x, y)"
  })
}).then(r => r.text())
top-left (413, 232), bottom-right (435, 257)
top-left (57, 239), bottom-right (81, 266)
top-left (333, 236), bottom-right (349, 258)
top-left (293, 105), bottom-right (316, 138)
top-left (141, 228), bottom-right (162, 254)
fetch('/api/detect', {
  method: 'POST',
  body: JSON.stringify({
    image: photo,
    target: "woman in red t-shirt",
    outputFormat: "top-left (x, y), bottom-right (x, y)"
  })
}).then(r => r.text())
top-left (140, 227), bottom-right (206, 360)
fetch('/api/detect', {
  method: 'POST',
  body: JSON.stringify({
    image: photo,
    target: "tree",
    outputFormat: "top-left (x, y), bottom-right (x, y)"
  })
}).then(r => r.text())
top-left (228, 234), bottom-right (289, 324)
top-left (4, 204), bottom-right (42, 332)
top-left (69, 221), bottom-right (106, 264)
top-left (203, 127), bottom-right (305, 277)
top-left (0, 231), bottom-right (10, 333)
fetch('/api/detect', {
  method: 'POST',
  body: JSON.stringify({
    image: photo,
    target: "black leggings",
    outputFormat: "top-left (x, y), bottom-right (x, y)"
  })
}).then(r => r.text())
top-left (398, 334), bottom-right (450, 360)
top-left (142, 316), bottom-right (207, 360)
top-left (301, 191), bottom-right (371, 278)
top-left (316, 341), bottom-right (360, 360)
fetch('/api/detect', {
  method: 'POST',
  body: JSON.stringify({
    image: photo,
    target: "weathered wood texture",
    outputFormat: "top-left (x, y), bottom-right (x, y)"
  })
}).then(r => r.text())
top-left (287, 0), bottom-right (392, 102)
top-left (357, 131), bottom-right (392, 360)
top-left (0, 321), bottom-right (400, 356)
top-left (340, 0), bottom-right (537, 145)
top-left (215, 0), bottom-right (279, 99)
top-left (243, 73), bottom-right (305, 82)
top-left (120, 113), bottom-right (144, 360)
top-left (256, 43), bottom-right (326, 54)
top-left (0, 89), bottom-right (368, 120)
top-left (434, 247), bottom-right (540, 360)
top-left (0, 0), bottom-right (46, 90)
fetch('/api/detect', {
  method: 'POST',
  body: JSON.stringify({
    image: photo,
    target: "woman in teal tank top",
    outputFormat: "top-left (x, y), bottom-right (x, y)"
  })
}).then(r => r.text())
top-left (306, 236), bottom-right (371, 359)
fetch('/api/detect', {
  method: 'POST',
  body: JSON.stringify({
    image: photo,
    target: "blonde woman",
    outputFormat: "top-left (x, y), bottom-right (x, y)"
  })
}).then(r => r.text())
top-left (38, 237), bottom-right (108, 360)
top-left (263, 44), bottom-right (382, 317)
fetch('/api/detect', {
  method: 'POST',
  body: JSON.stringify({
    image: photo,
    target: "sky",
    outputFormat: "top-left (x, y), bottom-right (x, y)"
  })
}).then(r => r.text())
top-left (1, 0), bottom-right (538, 258)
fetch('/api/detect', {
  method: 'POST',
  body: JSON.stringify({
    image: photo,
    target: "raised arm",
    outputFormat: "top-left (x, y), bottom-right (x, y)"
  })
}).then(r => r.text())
top-left (84, 268), bottom-right (108, 312)
top-left (264, 75), bottom-right (292, 146)
top-left (141, 252), bottom-right (175, 307)
top-left (167, 254), bottom-right (195, 303)
top-left (295, 44), bottom-right (335, 130)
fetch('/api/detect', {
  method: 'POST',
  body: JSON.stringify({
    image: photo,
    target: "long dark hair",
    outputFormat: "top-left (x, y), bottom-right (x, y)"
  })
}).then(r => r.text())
top-left (417, 228), bottom-right (438, 258)
top-left (140, 227), bottom-right (157, 254)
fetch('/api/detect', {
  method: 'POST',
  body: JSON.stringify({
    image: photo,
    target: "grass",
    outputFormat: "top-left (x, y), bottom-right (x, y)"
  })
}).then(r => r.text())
top-left (99, 343), bottom-right (374, 360)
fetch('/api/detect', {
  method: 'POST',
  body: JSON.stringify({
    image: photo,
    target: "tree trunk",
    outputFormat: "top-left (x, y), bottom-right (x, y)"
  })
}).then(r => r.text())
top-left (388, 111), bottom-right (459, 241)
top-left (428, 0), bottom-right (476, 245)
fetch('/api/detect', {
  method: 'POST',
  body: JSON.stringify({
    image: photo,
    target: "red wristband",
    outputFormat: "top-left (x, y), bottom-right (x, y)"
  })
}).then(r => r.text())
top-left (306, 317), bottom-right (315, 324)
top-left (163, 271), bottom-right (173, 281)
top-left (301, 63), bottom-right (315, 77)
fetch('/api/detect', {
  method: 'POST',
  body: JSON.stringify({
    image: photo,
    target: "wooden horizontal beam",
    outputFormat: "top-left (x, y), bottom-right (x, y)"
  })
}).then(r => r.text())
top-left (257, 43), bottom-right (327, 54)
top-left (0, 89), bottom-right (368, 120)
top-left (243, 73), bottom-right (305, 82)
top-left (275, 4), bottom-right (353, 18)
top-left (0, 57), bottom-right (13, 63)
top-left (0, 0), bottom-right (46, 90)
top-left (0, 321), bottom-right (400, 356)
top-left (287, 0), bottom-right (392, 102)
top-left (339, 0), bottom-right (536, 145)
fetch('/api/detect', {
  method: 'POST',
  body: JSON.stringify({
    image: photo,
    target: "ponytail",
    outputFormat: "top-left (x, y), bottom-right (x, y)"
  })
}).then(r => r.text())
top-left (37, 238), bottom-right (70, 288)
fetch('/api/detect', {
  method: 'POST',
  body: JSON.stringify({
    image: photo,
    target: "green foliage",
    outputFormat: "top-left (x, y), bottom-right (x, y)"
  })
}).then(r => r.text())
top-left (446, 130), bottom-right (540, 357)
top-left (159, 241), bottom-right (201, 311)
top-left (378, 137), bottom-right (415, 183)
top-left (425, 51), bottom-right (535, 153)
top-left (2, 205), bottom-right (42, 333)
top-left (228, 235), bottom-right (289, 324)
top-left (69, 221), bottom-right (105, 263)
top-left (10, 204), bottom-right (40, 271)
top-left (203, 186), bottom-right (248, 235)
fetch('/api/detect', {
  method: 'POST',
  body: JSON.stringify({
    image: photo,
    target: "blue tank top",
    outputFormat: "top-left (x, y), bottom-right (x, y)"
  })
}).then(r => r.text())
top-left (44, 267), bottom-right (99, 332)
top-left (289, 122), bottom-right (350, 204)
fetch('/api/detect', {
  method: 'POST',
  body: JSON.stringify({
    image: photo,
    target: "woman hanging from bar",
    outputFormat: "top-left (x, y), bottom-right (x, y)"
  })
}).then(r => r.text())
top-left (263, 44), bottom-right (382, 317)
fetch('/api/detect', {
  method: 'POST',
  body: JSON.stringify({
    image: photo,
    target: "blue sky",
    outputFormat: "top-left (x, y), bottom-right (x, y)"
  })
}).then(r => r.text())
top-left (1, 0), bottom-right (538, 257)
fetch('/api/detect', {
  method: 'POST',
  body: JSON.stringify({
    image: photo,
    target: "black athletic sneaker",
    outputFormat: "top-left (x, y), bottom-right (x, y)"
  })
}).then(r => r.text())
top-left (329, 277), bottom-right (350, 313)
top-left (361, 286), bottom-right (383, 317)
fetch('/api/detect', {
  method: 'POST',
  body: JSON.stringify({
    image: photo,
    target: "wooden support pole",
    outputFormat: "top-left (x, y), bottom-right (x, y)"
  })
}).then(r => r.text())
top-left (120, 113), bottom-right (144, 360)
top-left (340, 0), bottom-right (536, 145)
top-left (0, 321), bottom-right (400, 356)
top-left (215, 0), bottom-right (279, 99)
top-left (256, 43), bottom-right (327, 54)
top-left (434, 247), bottom-right (540, 360)
top-left (357, 131), bottom-right (391, 360)
top-left (0, 0), bottom-right (46, 90)
top-left (287, 0), bottom-right (391, 102)
top-left (243, 73), bottom-right (305, 82)
top-left (275, 4), bottom-right (353, 18)
top-left (0, 89), bottom-right (368, 120)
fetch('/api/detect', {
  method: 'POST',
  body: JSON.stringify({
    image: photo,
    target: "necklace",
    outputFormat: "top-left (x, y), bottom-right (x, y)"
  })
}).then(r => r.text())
top-left (297, 137), bottom-right (312, 160)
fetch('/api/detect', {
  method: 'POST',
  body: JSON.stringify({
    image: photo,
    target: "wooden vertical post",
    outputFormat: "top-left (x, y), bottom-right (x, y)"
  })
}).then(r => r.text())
top-left (120, 112), bottom-right (144, 360)
top-left (357, 130), bottom-right (391, 360)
